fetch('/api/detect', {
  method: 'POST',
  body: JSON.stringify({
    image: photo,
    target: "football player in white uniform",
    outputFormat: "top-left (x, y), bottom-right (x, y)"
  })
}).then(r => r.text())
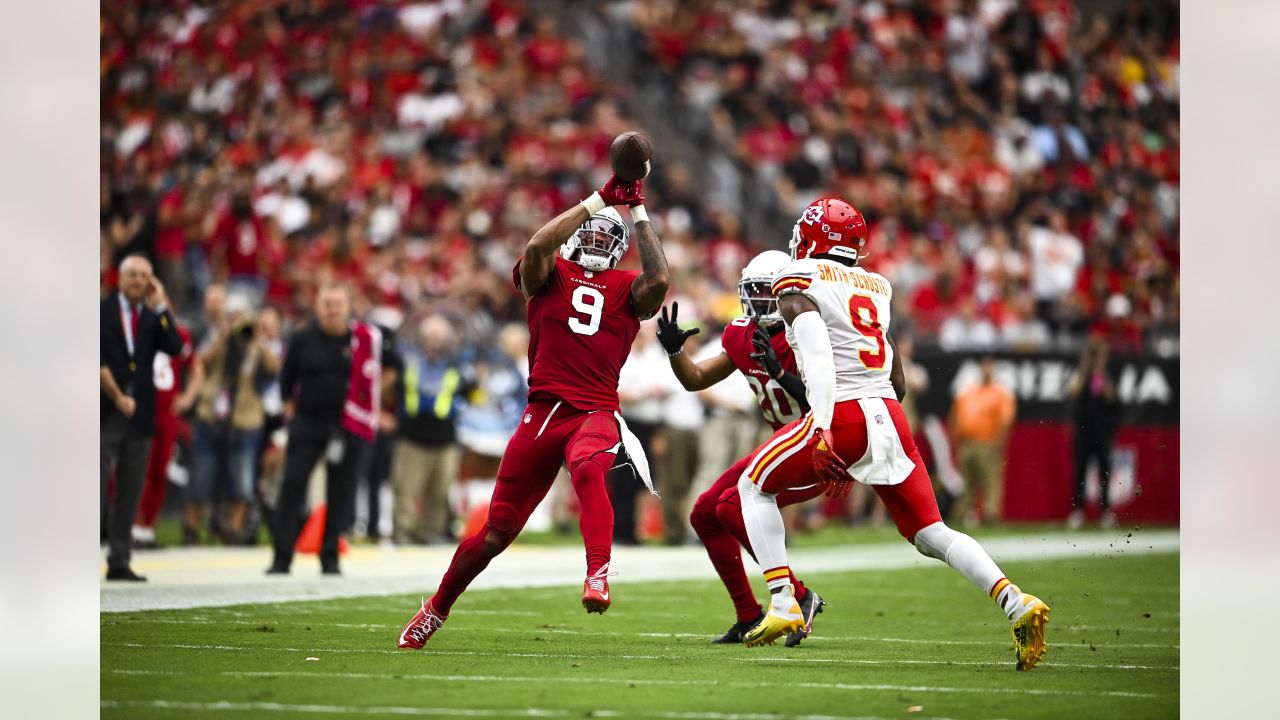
top-left (736, 197), bottom-right (1051, 671)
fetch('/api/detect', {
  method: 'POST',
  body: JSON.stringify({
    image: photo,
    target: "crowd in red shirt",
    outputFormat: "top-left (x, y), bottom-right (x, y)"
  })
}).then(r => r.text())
top-left (625, 0), bottom-right (1179, 353)
top-left (102, 0), bottom-right (1178, 355)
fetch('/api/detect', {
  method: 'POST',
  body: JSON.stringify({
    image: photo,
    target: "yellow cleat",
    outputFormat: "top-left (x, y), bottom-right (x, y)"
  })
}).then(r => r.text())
top-left (743, 592), bottom-right (805, 648)
top-left (1010, 593), bottom-right (1051, 671)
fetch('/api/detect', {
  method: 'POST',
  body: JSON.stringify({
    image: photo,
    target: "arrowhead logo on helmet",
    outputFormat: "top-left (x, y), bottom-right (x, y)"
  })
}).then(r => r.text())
top-left (789, 197), bottom-right (868, 262)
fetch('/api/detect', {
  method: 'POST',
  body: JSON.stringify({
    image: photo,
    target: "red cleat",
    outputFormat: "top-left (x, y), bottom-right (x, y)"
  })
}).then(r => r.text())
top-left (397, 598), bottom-right (447, 649)
top-left (582, 563), bottom-right (617, 614)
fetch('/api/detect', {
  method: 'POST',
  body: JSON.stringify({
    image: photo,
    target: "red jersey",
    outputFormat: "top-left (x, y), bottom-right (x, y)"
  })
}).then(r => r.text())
top-left (514, 255), bottom-right (641, 413)
top-left (216, 213), bottom-right (264, 277)
top-left (721, 316), bottom-right (804, 430)
top-left (154, 325), bottom-right (194, 417)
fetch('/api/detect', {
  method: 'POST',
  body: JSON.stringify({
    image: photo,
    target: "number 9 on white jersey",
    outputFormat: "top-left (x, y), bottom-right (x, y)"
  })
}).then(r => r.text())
top-left (773, 258), bottom-right (897, 402)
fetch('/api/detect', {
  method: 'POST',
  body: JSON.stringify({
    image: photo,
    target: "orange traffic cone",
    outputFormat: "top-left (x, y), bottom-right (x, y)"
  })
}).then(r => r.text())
top-left (461, 499), bottom-right (490, 540)
top-left (294, 504), bottom-right (350, 555)
top-left (640, 499), bottom-right (664, 541)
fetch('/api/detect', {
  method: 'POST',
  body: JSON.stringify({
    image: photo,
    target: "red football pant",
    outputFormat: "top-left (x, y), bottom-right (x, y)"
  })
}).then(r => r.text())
top-left (136, 415), bottom-right (179, 529)
top-left (746, 398), bottom-right (941, 544)
top-left (431, 400), bottom-right (619, 615)
top-left (690, 453), bottom-right (823, 622)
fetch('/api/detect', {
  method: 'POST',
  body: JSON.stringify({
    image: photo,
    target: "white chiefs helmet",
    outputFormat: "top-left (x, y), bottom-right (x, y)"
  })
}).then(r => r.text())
top-left (561, 207), bottom-right (629, 272)
top-left (738, 250), bottom-right (791, 327)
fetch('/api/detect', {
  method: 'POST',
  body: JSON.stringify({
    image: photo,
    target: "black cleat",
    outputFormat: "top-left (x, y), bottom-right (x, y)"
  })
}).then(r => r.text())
top-left (105, 566), bottom-right (147, 582)
top-left (711, 613), bottom-right (764, 644)
top-left (785, 587), bottom-right (825, 647)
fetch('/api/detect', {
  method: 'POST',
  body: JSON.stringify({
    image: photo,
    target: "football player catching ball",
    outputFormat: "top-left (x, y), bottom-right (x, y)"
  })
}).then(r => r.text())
top-left (397, 171), bottom-right (670, 649)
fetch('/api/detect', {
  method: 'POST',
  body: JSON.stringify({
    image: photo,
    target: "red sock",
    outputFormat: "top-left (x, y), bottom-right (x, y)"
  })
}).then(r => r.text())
top-left (695, 490), bottom-right (761, 623)
top-left (789, 571), bottom-right (807, 603)
top-left (430, 527), bottom-right (509, 616)
top-left (571, 457), bottom-right (614, 575)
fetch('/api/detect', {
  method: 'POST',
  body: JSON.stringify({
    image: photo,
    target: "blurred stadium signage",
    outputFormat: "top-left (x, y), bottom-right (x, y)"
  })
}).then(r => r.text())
top-left (914, 352), bottom-right (1179, 426)
top-left (913, 351), bottom-right (1179, 524)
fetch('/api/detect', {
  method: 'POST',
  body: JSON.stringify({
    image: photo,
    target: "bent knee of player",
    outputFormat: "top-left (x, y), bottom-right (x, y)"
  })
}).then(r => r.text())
top-left (689, 488), bottom-right (719, 531)
top-left (568, 459), bottom-right (611, 493)
top-left (911, 520), bottom-right (955, 561)
top-left (736, 474), bottom-right (775, 507)
top-left (713, 490), bottom-right (742, 528)
top-left (483, 503), bottom-right (523, 553)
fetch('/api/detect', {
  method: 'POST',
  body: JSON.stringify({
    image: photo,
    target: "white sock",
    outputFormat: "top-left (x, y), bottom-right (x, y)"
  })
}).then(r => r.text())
top-left (737, 476), bottom-right (791, 593)
top-left (913, 521), bottom-right (1024, 619)
top-left (769, 583), bottom-right (797, 613)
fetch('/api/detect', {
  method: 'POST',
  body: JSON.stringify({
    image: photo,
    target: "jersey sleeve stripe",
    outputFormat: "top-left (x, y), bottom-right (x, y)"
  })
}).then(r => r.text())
top-left (771, 276), bottom-right (813, 295)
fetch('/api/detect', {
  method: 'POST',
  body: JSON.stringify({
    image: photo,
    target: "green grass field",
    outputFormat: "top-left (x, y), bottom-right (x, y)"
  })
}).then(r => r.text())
top-left (101, 548), bottom-right (1178, 719)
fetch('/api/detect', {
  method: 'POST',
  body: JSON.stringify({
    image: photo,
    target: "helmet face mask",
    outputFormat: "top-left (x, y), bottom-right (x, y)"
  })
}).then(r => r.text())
top-left (739, 278), bottom-right (781, 326)
top-left (562, 211), bottom-right (628, 271)
top-left (738, 249), bottom-right (791, 327)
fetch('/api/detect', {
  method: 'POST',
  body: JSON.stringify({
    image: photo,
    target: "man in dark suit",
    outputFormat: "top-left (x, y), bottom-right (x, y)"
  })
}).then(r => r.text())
top-left (101, 254), bottom-right (184, 580)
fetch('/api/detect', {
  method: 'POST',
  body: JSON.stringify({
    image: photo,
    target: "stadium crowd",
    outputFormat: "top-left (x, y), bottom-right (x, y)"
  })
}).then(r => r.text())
top-left (619, 0), bottom-right (1179, 353)
top-left (100, 0), bottom-right (1178, 550)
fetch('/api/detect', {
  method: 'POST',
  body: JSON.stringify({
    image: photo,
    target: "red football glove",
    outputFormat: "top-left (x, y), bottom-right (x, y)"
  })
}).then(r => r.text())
top-left (811, 428), bottom-right (851, 499)
top-left (598, 173), bottom-right (644, 207)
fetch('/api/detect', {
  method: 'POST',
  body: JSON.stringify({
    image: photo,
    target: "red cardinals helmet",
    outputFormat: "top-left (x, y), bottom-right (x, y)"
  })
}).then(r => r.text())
top-left (788, 197), bottom-right (868, 262)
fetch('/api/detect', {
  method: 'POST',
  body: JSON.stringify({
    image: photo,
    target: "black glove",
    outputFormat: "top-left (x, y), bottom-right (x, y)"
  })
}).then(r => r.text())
top-left (751, 326), bottom-right (784, 379)
top-left (656, 302), bottom-right (700, 356)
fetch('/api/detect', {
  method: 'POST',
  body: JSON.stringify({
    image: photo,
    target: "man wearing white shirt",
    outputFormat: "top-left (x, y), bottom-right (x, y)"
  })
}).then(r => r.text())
top-left (613, 323), bottom-right (673, 544)
top-left (1027, 211), bottom-right (1084, 330)
top-left (660, 334), bottom-right (709, 545)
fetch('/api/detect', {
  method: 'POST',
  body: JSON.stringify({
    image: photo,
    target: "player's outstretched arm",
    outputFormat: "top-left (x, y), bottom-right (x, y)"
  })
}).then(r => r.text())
top-left (521, 204), bottom-right (593, 301)
top-left (521, 174), bottom-right (642, 301)
top-left (656, 302), bottom-right (732, 390)
top-left (628, 209), bottom-right (670, 318)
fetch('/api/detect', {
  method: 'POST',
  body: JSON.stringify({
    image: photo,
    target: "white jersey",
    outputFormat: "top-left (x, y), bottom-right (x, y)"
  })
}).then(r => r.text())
top-left (772, 257), bottom-right (896, 402)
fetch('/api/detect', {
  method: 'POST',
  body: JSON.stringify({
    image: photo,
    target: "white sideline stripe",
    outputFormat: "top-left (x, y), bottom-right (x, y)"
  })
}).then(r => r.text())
top-left (102, 530), bottom-right (1179, 613)
top-left (114, 618), bottom-right (1180, 650)
top-left (111, 641), bottom-right (1176, 670)
top-left (107, 669), bottom-right (1162, 699)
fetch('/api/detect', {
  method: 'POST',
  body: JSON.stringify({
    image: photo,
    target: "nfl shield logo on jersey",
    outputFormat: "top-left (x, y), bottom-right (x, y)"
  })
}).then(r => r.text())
top-left (523, 413), bottom-right (533, 424)
top-left (874, 414), bottom-right (885, 425)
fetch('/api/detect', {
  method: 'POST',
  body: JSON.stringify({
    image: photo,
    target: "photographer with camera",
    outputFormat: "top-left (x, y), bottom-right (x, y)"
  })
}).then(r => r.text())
top-left (187, 294), bottom-right (280, 544)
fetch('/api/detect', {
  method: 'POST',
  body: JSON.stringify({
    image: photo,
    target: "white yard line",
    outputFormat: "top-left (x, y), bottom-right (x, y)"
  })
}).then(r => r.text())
top-left (101, 530), bottom-right (1178, 613)
top-left (99, 700), bottom-right (958, 720)
top-left (109, 641), bottom-right (1176, 671)
top-left (104, 670), bottom-right (1162, 699)
top-left (109, 618), bottom-right (1179, 650)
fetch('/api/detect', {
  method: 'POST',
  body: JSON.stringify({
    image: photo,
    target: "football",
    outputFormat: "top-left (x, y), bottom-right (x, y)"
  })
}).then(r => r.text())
top-left (610, 131), bottom-right (652, 182)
